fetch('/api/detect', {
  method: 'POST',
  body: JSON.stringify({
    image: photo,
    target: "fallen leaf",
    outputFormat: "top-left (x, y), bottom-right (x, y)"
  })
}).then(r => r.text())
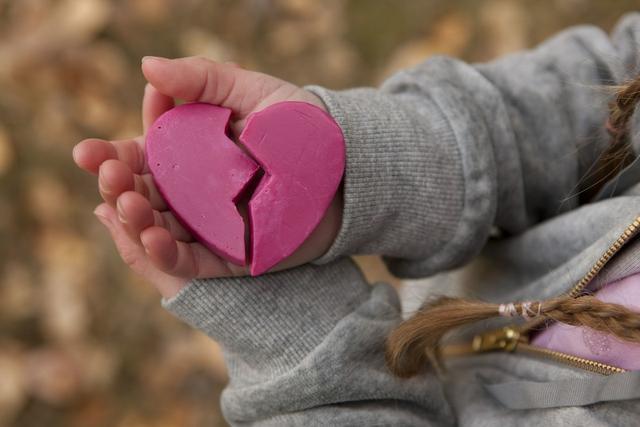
top-left (0, 125), bottom-right (14, 176)
top-left (0, 345), bottom-right (27, 425)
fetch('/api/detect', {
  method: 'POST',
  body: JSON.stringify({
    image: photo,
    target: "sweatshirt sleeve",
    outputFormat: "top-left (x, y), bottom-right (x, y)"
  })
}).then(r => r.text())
top-left (307, 13), bottom-right (640, 278)
top-left (163, 259), bottom-right (453, 426)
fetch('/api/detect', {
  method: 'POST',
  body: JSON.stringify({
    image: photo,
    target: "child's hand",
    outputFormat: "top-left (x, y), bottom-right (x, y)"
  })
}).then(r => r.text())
top-left (73, 57), bottom-right (342, 298)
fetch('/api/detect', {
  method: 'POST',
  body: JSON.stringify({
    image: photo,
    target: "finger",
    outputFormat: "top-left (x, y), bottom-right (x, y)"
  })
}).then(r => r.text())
top-left (116, 191), bottom-right (152, 243)
top-left (93, 203), bottom-right (186, 298)
top-left (143, 83), bottom-right (174, 133)
top-left (97, 158), bottom-right (167, 210)
top-left (134, 173), bottom-right (168, 211)
top-left (74, 137), bottom-right (148, 175)
top-left (153, 210), bottom-right (192, 242)
top-left (73, 139), bottom-right (117, 175)
top-left (99, 159), bottom-right (135, 206)
top-left (117, 191), bottom-right (192, 242)
top-left (141, 56), bottom-right (287, 118)
top-left (140, 226), bottom-right (248, 279)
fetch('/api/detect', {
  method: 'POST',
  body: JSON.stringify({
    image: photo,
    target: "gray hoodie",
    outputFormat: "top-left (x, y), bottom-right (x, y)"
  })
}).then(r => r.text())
top-left (163, 13), bottom-right (640, 426)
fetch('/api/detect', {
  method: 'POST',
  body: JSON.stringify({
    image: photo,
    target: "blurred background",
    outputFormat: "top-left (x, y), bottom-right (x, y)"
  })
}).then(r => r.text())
top-left (0, 0), bottom-right (637, 425)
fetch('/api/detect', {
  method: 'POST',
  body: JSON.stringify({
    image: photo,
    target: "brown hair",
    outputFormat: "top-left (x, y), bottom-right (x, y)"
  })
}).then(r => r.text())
top-left (580, 76), bottom-right (640, 201)
top-left (386, 75), bottom-right (640, 378)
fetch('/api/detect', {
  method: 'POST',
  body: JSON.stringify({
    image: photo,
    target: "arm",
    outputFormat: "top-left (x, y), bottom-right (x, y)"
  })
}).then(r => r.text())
top-left (310, 13), bottom-right (640, 278)
top-left (163, 259), bottom-right (453, 426)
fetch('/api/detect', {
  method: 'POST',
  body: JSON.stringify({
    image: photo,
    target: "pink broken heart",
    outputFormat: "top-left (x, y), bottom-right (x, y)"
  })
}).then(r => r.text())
top-left (145, 101), bottom-right (345, 276)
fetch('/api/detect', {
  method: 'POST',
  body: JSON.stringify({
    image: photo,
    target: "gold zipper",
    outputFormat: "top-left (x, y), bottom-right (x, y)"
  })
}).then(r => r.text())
top-left (469, 326), bottom-right (625, 375)
top-left (568, 218), bottom-right (640, 298)
top-left (446, 215), bottom-right (640, 375)
top-left (516, 343), bottom-right (625, 375)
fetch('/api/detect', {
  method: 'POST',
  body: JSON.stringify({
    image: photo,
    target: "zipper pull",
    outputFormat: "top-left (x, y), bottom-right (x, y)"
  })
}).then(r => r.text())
top-left (472, 327), bottom-right (521, 353)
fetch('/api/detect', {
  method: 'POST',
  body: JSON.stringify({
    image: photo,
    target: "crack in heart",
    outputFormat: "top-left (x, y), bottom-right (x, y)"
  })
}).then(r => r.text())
top-left (231, 165), bottom-right (265, 267)
top-left (224, 124), bottom-right (271, 269)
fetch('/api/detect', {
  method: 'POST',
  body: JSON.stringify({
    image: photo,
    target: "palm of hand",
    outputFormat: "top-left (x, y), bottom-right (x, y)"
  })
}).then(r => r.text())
top-left (73, 57), bottom-right (342, 298)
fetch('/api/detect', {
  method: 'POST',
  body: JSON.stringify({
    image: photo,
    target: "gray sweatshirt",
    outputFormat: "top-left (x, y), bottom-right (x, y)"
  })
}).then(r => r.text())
top-left (163, 13), bottom-right (640, 426)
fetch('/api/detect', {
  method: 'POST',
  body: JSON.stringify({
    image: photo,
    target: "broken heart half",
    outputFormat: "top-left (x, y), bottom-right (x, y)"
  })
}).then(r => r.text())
top-left (146, 101), bottom-right (345, 276)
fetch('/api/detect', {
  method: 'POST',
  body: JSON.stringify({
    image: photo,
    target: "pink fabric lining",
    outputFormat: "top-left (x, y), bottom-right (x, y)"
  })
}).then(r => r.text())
top-left (531, 273), bottom-right (640, 370)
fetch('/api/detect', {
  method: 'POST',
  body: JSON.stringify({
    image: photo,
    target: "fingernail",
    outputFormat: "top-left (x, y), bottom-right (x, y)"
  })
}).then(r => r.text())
top-left (140, 237), bottom-right (151, 255)
top-left (71, 144), bottom-right (80, 163)
top-left (142, 56), bottom-right (169, 64)
top-left (94, 208), bottom-right (112, 227)
top-left (98, 174), bottom-right (112, 195)
top-left (116, 198), bottom-right (127, 224)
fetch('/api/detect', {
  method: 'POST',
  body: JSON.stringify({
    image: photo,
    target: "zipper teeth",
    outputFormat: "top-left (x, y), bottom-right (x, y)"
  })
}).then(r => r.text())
top-left (569, 217), bottom-right (640, 298)
top-left (517, 343), bottom-right (625, 375)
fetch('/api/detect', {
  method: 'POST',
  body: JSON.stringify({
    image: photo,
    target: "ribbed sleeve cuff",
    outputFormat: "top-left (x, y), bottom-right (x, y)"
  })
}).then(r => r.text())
top-left (162, 258), bottom-right (370, 375)
top-left (306, 85), bottom-right (475, 276)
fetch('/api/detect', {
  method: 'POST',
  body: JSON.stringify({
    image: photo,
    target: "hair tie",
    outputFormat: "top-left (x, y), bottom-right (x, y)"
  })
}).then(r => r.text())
top-left (498, 301), bottom-right (541, 319)
top-left (498, 302), bottom-right (518, 317)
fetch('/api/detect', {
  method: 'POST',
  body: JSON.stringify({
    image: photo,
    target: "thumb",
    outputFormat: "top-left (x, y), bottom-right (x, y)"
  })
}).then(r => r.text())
top-left (141, 56), bottom-right (287, 118)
